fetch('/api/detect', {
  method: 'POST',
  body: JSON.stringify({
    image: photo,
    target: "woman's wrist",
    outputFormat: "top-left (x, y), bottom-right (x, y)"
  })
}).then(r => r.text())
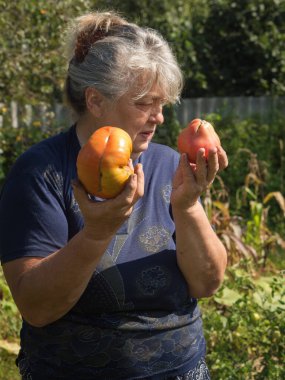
top-left (81, 225), bottom-right (113, 244)
top-left (172, 200), bottom-right (202, 217)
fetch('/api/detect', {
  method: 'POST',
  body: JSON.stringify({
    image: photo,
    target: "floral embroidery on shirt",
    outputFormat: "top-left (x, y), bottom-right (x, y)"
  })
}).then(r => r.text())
top-left (43, 164), bottom-right (64, 201)
top-left (139, 226), bottom-right (171, 253)
top-left (136, 265), bottom-right (171, 296)
top-left (70, 193), bottom-right (81, 213)
top-left (161, 184), bottom-right (172, 203)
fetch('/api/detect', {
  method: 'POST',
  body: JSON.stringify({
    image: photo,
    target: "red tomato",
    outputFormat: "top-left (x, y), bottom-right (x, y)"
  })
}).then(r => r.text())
top-left (77, 126), bottom-right (133, 198)
top-left (177, 118), bottom-right (221, 163)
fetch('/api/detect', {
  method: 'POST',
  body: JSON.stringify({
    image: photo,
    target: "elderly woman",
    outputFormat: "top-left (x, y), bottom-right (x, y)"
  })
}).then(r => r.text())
top-left (0, 11), bottom-right (227, 380)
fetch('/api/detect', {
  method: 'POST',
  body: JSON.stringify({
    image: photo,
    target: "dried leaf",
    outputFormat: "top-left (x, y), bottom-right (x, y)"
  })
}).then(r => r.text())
top-left (245, 173), bottom-right (263, 187)
top-left (0, 339), bottom-right (20, 355)
top-left (263, 191), bottom-right (285, 216)
top-left (228, 233), bottom-right (258, 260)
top-left (213, 201), bottom-right (230, 218)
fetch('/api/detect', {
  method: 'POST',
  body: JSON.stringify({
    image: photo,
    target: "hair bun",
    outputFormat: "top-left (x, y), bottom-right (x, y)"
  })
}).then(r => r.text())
top-left (75, 28), bottom-right (105, 62)
top-left (67, 11), bottom-right (129, 63)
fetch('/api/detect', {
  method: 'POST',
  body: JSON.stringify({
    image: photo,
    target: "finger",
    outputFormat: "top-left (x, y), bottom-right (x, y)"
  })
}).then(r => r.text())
top-left (134, 163), bottom-right (144, 198)
top-left (195, 149), bottom-right (208, 186)
top-left (114, 173), bottom-right (138, 207)
top-left (217, 145), bottom-right (229, 170)
top-left (128, 158), bottom-right (134, 171)
top-left (71, 179), bottom-right (90, 203)
top-left (180, 153), bottom-right (195, 184)
top-left (172, 160), bottom-right (183, 189)
top-left (207, 148), bottom-right (219, 184)
top-left (172, 154), bottom-right (189, 190)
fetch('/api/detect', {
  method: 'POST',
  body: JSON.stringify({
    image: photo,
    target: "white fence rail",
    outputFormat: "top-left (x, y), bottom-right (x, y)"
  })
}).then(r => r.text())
top-left (1, 96), bottom-right (285, 129)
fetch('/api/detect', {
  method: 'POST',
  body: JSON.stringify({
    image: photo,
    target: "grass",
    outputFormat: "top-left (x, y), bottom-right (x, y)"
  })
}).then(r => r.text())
top-left (0, 349), bottom-right (20, 380)
top-left (0, 267), bottom-right (21, 379)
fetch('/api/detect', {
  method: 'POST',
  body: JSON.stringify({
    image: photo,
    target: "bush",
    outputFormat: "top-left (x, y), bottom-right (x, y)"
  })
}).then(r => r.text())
top-left (0, 267), bottom-right (21, 379)
top-left (0, 119), bottom-right (66, 187)
top-left (0, 269), bottom-right (21, 341)
top-left (200, 266), bottom-right (285, 379)
top-left (203, 112), bottom-right (285, 236)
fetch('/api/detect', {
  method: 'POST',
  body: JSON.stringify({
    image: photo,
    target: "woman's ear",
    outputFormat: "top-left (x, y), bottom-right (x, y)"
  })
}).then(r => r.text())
top-left (85, 87), bottom-right (105, 117)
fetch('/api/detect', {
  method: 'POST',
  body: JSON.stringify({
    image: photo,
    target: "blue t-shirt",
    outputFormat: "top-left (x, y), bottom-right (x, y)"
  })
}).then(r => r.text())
top-left (0, 126), bottom-right (206, 379)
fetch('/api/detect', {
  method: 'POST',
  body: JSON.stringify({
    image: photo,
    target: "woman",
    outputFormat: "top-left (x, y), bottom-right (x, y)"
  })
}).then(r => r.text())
top-left (0, 11), bottom-right (228, 380)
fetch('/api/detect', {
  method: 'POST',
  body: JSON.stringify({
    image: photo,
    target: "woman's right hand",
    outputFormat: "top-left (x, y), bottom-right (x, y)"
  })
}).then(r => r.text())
top-left (72, 163), bottom-right (144, 241)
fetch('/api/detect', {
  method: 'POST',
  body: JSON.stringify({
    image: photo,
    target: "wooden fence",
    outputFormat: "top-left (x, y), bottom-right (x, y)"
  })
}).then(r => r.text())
top-left (1, 96), bottom-right (285, 129)
top-left (175, 96), bottom-right (285, 126)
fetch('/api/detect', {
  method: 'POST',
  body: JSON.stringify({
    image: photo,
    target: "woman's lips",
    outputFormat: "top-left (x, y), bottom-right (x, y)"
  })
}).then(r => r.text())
top-left (139, 131), bottom-right (154, 139)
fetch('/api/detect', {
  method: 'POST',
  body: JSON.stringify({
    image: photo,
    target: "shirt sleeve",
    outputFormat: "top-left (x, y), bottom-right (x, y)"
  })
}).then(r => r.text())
top-left (0, 167), bottom-right (68, 264)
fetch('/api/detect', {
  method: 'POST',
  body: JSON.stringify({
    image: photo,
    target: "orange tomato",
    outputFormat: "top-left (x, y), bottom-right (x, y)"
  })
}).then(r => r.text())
top-left (177, 118), bottom-right (221, 163)
top-left (77, 126), bottom-right (133, 198)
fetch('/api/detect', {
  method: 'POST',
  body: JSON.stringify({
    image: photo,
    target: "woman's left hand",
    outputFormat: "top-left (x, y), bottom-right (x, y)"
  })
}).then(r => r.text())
top-left (170, 146), bottom-right (228, 210)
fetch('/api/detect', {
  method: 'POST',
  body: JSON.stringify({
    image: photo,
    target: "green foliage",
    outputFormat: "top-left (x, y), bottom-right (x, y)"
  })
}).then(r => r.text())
top-left (200, 267), bottom-right (285, 379)
top-left (191, 0), bottom-right (285, 96)
top-left (0, 350), bottom-right (20, 380)
top-left (0, 120), bottom-right (65, 185)
top-left (0, 0), bottom-right (94, 103)
top-left (0, 267), bottom-right (21, 379)
top-left (205, 113), bottom-right (285, 213)
top-left (0, 269), bottom-right (21, 341)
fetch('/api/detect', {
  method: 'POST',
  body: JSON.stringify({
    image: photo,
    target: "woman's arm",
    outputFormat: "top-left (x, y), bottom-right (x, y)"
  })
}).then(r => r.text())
top-left (3, 164), bottom-right (144, 327)
top-left (171, 149), bottom-right (228, 298)
top-left (3, 232), bottom-right (110, 328)
top-left (172, 202), bottom-right (227, 298)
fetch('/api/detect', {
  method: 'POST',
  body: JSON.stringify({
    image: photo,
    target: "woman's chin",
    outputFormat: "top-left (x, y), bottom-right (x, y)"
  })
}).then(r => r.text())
top-left (131, 142), bottom-right (150, 159)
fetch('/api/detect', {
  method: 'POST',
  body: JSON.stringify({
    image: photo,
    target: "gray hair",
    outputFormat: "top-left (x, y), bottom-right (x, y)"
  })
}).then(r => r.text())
top-left (64, 11), bottom-right (183, 115)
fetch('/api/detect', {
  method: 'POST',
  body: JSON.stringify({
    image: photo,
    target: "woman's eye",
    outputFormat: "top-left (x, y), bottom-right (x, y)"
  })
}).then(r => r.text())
top-left (135, 98), bottom-right (166, 108)
top-left (136, 102), bottom-right (153, 106)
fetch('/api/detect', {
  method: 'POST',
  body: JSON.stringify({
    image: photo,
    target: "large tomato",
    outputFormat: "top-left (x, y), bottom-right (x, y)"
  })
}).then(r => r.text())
top-left (77, 126), bottom-right (133, 198)
top-left (177, 118), bottom-right (221, 163)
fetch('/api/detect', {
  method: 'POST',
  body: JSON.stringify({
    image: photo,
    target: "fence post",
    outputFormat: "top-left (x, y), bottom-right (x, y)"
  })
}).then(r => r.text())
top-left (24, 104), bottom-right (33, 126)
top-left (11, 101), bottom-right (18, 128)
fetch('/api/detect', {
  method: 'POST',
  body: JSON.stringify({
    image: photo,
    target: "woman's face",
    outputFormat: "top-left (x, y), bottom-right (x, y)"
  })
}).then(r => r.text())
top-left (100, 82), bottom-right (166, 159)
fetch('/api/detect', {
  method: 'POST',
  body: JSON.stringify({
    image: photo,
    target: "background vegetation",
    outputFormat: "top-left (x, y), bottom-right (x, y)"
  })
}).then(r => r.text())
top-left (0, 0), bottom-right (284, 379)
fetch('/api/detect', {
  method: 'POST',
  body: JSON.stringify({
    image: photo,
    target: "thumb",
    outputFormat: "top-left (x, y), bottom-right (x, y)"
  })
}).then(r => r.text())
top-left (134, 163), bottom-right (144, 197)
top-left (71, 179), bottom-right (90, 203)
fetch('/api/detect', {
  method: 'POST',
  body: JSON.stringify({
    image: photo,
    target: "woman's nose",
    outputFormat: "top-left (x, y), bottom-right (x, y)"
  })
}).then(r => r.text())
top-left (149, 106), bottom-right (164, 125)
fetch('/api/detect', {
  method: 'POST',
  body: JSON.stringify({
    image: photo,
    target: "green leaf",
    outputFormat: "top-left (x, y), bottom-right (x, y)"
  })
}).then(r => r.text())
top-left (214, 287), bottom-right (243, 306)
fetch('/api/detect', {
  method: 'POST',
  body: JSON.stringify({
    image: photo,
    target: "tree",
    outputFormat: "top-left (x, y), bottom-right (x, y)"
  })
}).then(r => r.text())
top-left (0, 0), bottom-right (94, 104)
top-left (190, 0), bottom-right (285, 96)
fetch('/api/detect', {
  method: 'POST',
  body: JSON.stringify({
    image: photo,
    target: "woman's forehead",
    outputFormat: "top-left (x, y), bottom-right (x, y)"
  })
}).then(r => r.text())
top-left (130, 78), bottom-right (166, 100)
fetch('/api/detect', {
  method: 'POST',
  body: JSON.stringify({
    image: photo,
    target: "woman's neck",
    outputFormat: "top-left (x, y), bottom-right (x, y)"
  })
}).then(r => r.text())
top-left (75, 114), bottom-right (100, 146)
